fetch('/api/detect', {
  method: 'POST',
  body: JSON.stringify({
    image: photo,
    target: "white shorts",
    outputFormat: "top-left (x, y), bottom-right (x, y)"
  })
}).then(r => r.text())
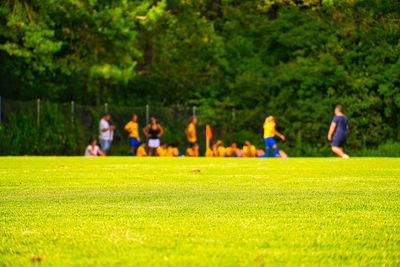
top-left (148, 139), bottom-right (160, 148)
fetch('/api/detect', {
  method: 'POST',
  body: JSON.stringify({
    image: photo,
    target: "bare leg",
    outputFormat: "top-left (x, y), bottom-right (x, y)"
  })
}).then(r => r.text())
top-left (332, 146), bottom-right (344, 157)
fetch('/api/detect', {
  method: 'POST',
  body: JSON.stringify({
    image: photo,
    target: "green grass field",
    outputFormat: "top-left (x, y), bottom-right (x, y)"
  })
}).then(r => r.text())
top-left (1, 157), bottom-right (399, 266)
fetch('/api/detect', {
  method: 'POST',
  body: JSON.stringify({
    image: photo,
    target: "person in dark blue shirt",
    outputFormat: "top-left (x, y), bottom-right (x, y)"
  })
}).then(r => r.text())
top-left (328, 105), bottom-right (349, 158)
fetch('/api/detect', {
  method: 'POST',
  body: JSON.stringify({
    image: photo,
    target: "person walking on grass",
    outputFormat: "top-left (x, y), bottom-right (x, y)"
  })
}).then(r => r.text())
top-left (124, 114), bottom-right (140, 156)
top-left (84, 138), bottom-right (105, 157)
top-left (185, 117), bottom-right (197, 147)
top-left (328, 105), bottom-right (349, 159)
top-left (261, 116), bottom-right (285, 157)
top-left (143, 116), bottom-right (164, 156)
top-left (99, 112), bottom-right (115, 155)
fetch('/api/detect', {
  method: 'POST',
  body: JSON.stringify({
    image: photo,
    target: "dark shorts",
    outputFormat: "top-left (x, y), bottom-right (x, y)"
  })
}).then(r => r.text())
top-left (264, 137), bottom-right (277, 148)
top-left (129, 137), bottom-right (140, 147)
top-left (331, 135), bottom-right (347, 147)
top-left (188, 141), bottom-right (195, 147)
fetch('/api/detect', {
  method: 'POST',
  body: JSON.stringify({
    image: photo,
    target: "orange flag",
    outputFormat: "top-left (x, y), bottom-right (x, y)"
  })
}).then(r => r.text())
top-left (206, 124), bottom-right (212, 140)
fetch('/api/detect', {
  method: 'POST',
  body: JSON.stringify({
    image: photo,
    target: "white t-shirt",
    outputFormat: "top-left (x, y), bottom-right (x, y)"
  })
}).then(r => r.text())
top-left (85, 145), bottom-right (100, 157)
top-left (99, 118), bottom-right (111, 140)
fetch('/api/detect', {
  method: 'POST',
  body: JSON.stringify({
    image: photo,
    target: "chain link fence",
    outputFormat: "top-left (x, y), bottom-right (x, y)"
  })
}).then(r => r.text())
top-left (0, 97), bottom-right (243, 156)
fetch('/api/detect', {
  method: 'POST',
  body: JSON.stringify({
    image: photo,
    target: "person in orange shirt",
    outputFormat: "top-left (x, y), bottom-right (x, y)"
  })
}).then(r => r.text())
top-left (186, 143), bottom-right (199, 157)
top-left (263, 116), bottom-right (285, 157)
top-left (185, 117), bottom-right (197, 147)
top-left (124, 114), bottom-right (140, 156)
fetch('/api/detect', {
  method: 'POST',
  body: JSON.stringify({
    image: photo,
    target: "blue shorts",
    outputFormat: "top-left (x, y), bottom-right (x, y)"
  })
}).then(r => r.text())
top-left (129, 137), bottom-right (140, 147)
top-left (331, 135), bottom-right (347, 147)
top-left (264, 137), bottom-right (277, 148)
top-left (100, 139), bottom-right (111, 151)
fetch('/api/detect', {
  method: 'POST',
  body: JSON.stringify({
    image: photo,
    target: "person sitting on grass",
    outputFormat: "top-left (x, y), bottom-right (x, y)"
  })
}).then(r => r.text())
top-left (242, 141), bottom-right (257, 157)
top-left (136, 141), bottom-right (147, 157)
top-left (205, 141), bottom-right (216, 157)
top-left (84, 138), bottom-right (105, 157)
top-left (124, 114), bottom-right (140, 156)
top-left (262, 116), bottom-right (285, 157)
top-left (156, 142), bottom-right (168, 157)
top-left (276, 150), bottom-right (288, 158)
top-left (186, 142), bottom-right (199, 157)
top-left (328, 105), bottom-right (349, 159)
top-left (166, 142), bottom-right (182, 157)
top-left (216, 140), bottom-right (226, 157)
top-left (226, 142), bottom-right (242, 157)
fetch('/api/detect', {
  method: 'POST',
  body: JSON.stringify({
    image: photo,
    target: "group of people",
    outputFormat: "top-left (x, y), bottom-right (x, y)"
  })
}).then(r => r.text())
top-left (85, 105), bottom-right (349, 159)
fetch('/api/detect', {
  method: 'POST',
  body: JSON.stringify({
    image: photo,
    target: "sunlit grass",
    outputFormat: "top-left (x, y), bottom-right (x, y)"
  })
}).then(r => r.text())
top-left (0, 157), bottom-right (399, 266)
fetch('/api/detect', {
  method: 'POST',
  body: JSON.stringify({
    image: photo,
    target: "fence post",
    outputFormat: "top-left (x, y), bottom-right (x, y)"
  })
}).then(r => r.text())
top-left (71, 101), bottom-right (75, 124)
top-left (104, 102), bottom-right (108, 113)
top-left (232, 107), bottom-right (236, 122)
top-left (37, 98), bottom-right (41, 127)
top-left (0, 96), bottom-right (2, 124)
top-left (146, 104), bottom-right (150, 125)
top-left (192, 106), bottom-right (197, 118)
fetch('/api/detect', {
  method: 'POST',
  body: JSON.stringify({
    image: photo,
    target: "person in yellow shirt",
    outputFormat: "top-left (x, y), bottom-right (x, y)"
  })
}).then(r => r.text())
top-left (136, 142), bottom-right (147, 157)
top-left (185, 117), bottom-right (197, 147)
top-left (124, 114), bottom-right (140, 156)
top-left (263, 116), bottom-right (285, 157)
top-left (212, 142), bottom-right (219, 156)
top-left (156, 143), bottom-right (168, 157)
top-left (242, 141), bottom-right (257, 157)
top-left (205, 142), bottom-right (216, 157)
top-left (166, 142), bottom-right (182, 157)
top-left (216, 140), bottom-right (226, 157)
top-left (186, 143), bottom-right (199, 157)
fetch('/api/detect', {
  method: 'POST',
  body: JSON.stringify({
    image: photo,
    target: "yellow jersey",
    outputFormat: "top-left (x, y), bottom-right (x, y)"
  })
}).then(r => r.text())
top-left (242, 146), bottom-right (250, 157)
top-left (217, 146), bottom-right (226, 157)
top-left (264, 122), bottom-right (276, 138)
top-left (243, 145), bottom-right (257, 157)
top-left (250, 145), bottom-right (256, 157)
top-left (186, 123), bottom-right (197, 142)
top-left (186, 148), bottom-right (198, 157)
top-left (124, 121), bottom-right (139, 138)
top-left (136, 146), bottom-right (147, 157)
top-left (157, 146), bottom-right (167, 157)
top-left (205, 149), bottom-right (214, 157)
top-left (166, 147), bottom-right (179, 157)
top-left (225, 147), bottom-right (236, 157)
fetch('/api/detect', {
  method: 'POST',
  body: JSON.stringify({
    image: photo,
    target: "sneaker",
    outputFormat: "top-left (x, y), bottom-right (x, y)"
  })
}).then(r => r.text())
top-left (342, 154), bottom-right (349, 159)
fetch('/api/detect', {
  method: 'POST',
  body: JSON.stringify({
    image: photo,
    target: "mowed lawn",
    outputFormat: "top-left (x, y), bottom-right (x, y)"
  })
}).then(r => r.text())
top-left (0, 157), bottom-right (399, 266)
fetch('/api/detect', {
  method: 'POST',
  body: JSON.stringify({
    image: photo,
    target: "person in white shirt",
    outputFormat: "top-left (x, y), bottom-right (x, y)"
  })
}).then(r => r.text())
top-left (85, 138), bottom-right (105, 157)
top-left (99, 112), bottom-right (115, 154)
